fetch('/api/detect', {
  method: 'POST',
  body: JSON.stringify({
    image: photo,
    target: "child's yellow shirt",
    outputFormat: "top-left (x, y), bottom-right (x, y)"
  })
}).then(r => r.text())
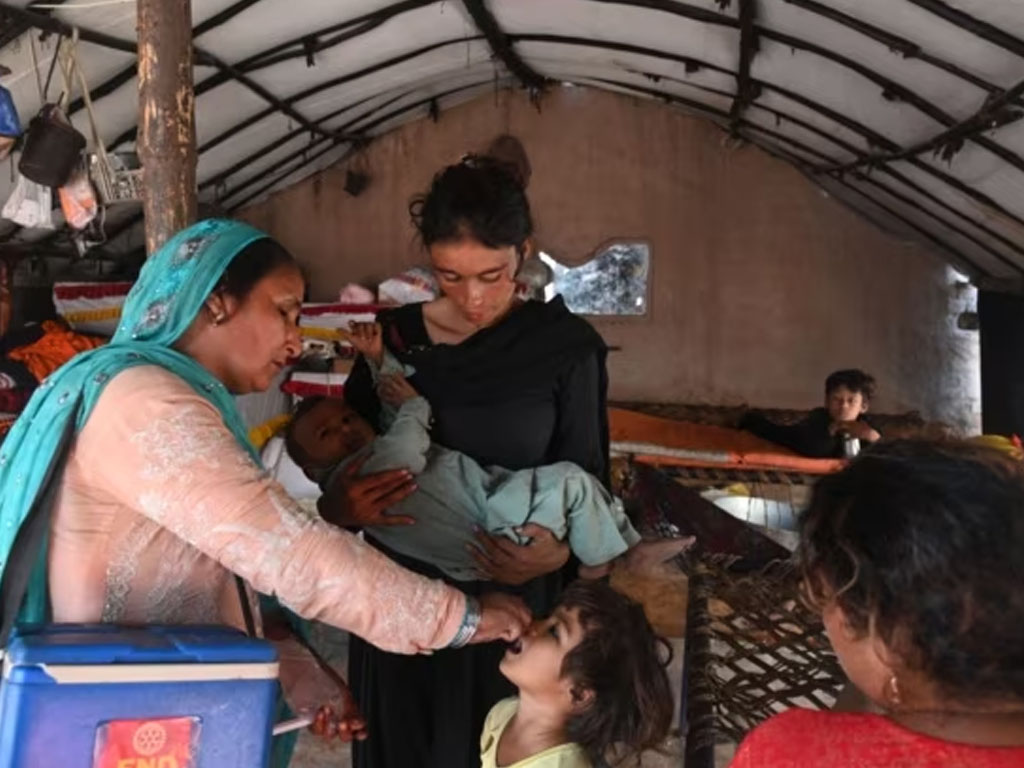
top-left (480, 698), bottom-right (591, 768)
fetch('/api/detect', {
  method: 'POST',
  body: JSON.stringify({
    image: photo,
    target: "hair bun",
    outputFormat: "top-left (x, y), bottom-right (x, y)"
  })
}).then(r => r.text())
top-left (484, 134), bottom-right (532, 189)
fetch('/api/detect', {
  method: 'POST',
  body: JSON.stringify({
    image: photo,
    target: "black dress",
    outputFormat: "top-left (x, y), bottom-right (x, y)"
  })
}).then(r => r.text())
top-left (346, 297), bottom-right (608, 768)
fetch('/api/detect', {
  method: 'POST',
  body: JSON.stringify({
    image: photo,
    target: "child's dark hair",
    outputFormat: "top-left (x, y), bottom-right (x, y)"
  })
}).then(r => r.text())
top-left (283, 396), bottom-right (326, 469)
top-left (824, 369), bottom-right (875, 400)
top-left (799, 439), bottom-right (1024, 704)
top-left (558, 580), bottom-right (674, 765)
top-left (409, 155), bottom-right (533, 253)
top-left (216, 238), bottom-right (298, 302)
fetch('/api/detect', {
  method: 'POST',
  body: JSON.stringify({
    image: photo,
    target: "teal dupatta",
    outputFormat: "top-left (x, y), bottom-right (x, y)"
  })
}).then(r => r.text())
top-left (0, 219), bottom-right (314, 765)
top-left (0, 219), bottom-right (270, 629)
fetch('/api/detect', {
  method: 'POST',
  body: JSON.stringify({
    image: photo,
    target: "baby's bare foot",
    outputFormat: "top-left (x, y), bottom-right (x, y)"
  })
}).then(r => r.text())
top-left (578, 562), bottom-right (614, 580)
top-left (623, 536), bottom-right (696, 575)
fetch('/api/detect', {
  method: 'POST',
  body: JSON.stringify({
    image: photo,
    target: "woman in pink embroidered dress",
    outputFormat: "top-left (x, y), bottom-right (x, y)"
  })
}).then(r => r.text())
top-left (0, 220), bottom-right (529, 752)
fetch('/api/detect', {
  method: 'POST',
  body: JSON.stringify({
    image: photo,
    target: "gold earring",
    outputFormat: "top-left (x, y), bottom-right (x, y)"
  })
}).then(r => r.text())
top-left (884, 674), bottom-right (901, 708)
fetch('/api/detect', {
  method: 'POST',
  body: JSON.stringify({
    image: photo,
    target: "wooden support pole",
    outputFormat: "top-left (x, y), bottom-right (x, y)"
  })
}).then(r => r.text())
top-left (138, 0), bottom-right (197, 255)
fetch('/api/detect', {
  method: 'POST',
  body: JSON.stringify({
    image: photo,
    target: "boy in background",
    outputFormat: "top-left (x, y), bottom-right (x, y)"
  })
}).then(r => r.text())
top-left (741, 369), bottom-right (881, 458)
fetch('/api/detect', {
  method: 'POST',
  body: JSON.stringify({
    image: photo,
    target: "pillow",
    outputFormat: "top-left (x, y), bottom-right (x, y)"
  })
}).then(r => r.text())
top-left (261, 434), bottom-right (322, 500)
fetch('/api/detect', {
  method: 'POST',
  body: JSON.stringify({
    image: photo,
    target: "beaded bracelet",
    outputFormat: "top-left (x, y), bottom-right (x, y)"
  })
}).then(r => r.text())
top-left (448, 595), bottom-right (482, 648)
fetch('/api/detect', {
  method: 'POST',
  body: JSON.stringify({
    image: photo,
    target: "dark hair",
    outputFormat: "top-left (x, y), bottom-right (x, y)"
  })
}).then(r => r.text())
top-left (824, 369), bottom-right (876, 400)
top-left (215, 237), bottom-right (298, 302)
top-left (559, 580), bottom-right (674, 765)
top-left (799, 439), bottom-right (1024, 704)
top-left (284, 396), bottom-right (326, 469)
top-left (409, 156), bottom-right (533, 252)
top-left (485, 134), bottom-right (532, 189)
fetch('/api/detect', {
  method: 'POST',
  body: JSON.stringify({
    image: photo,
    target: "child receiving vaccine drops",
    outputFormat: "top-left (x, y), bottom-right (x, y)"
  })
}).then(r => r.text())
top-left (481, 579), bottom-right (675, 767)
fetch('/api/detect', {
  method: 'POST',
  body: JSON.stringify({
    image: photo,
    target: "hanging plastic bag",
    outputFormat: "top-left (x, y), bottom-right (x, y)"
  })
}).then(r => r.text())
top-left (58, 165), bottom-right (98, 229)
top-left (2, 172), bottom-right (53, 229)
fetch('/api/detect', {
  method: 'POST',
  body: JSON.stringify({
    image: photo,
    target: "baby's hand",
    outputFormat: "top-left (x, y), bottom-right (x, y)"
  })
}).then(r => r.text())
top-left (310, 691), bottom-right (368, 743)
top-left (833, 420), bottom-right (881, 443)
top-left (378, 373), bottom-right (419, 406)
top-left (348, 321), bottom-right (384, 366)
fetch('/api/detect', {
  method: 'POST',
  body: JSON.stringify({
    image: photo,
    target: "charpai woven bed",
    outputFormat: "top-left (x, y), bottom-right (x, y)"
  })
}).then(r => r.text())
top-left (621, 464), bottom-right (845, 767)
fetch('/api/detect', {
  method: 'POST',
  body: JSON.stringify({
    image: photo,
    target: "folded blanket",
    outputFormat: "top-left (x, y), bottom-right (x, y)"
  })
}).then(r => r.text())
top-left (8, 320), bottom-right (105, 382)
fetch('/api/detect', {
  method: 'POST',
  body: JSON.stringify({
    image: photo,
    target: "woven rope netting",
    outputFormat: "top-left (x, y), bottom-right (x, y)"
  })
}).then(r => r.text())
top-left (685, 556), bottom-right (845, 751)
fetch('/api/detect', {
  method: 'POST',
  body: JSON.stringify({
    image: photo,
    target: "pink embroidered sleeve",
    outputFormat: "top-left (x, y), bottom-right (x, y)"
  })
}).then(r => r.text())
top-left (85, 366), bottom-right (466, 653)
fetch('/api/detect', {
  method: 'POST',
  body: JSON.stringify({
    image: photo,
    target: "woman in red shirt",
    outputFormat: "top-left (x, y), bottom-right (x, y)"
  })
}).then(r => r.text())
top-left (731, 440), bottom-right (1024, 767)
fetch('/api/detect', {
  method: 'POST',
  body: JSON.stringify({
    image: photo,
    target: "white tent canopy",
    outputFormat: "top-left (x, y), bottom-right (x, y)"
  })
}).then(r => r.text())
top-left (0, 0), bottom-right (1021, 283)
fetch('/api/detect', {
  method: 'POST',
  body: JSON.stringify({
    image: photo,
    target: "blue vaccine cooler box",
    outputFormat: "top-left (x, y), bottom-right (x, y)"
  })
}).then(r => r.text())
top-left (0, 624), bottom-right (279, 768)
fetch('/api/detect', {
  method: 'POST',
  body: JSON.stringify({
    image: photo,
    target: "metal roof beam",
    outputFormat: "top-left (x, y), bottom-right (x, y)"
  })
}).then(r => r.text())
top-left (755, 139), bottom-right (990, 279)
top-left (227, 1), bottom-right (434, 75)
top-left (225, 78), bottom-right (501, 211)
top-left (578, 74), bottom-right (1024, 275)
top-left (728, 0), bottom-right (758, 129)
top-left (0, 2), bottom-right (134, 52)
top-left (0, 3), bottom-right (342, 147)
top-left (461, 0), bottom-right (548, 91)
top-left (226, 142), bottom-right (347, 212)
top-left (94, 78), bottom-right (503, 236)
top-left (685, 95), bottom-right (996, 276)
top-left (778, 0), bottom-right (1021, 98)
top-left (64, 0), bottom-right (427, 118)
top-left (201, 81), bottom-right (456, 193)
top-left (589, 0), bottom-right (731, 27)
top-left (820, 77), bottom-right (1024, 174)
top-left (821, 168), bottom-right (992, 279)
top-left (589, 1), bottom-right (1024, 174)
top-left (600, 0), bottom-right (1015, 104)
top-left (67, 0), bottom-right (269, 117)
top-left (905, 0), bottom-right (1024, 59)
top-left (765, 25), bottom-right (1024, 173)
top-left (514, 34), bottom-right (1024, 231)
top-left (0, 0), bottom-right (66, 49)
top-left (609, 66), bottom-right (1024, 264)
top-left (108, 36), bottom-right (479, 154)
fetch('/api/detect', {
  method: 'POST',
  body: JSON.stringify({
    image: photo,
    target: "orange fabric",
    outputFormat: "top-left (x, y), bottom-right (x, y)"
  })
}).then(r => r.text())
top-left (609, 407), bottom-right (843, 475)
top-left (8, 320), bottom-right (105, 381)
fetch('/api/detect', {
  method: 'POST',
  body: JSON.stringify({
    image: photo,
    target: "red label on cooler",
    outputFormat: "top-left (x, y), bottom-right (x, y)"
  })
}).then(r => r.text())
top-left (93, 717), bottom-right (199, 768)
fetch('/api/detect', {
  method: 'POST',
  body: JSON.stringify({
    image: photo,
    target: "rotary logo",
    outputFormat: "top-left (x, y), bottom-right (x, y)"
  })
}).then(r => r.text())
top-left (93, 717), bottom-right (197, 768)
top-left (132, 722), bottom-right (167, 756)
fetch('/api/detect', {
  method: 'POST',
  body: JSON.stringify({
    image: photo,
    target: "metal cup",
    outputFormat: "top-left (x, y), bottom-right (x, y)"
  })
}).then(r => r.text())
top-left (842, 436), bottom-right (861, 458)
